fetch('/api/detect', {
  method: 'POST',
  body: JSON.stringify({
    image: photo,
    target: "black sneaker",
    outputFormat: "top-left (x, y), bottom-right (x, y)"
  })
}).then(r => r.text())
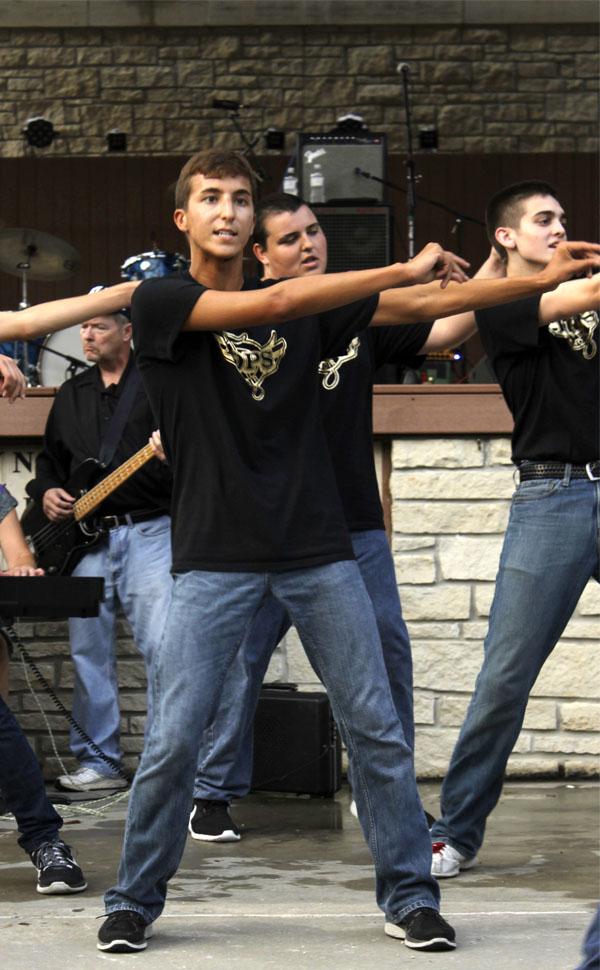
top-left (30, 839), bottom-right (87, 895)
top-left (385, 907), bottom-right (456, 951)
top-left (189, 798), bottom-right (241, 842)
top-left (97, 910), bottom-right (153, 952)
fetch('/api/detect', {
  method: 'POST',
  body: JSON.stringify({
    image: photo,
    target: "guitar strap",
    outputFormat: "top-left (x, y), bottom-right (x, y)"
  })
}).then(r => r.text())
top-left (98, 364), bottom-right (142, 470)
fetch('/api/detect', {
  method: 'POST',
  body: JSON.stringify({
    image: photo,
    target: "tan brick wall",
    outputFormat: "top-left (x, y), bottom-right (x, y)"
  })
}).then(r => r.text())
top-left (0, 22), bottom-right (597, 156)
top-left (390, 436), bottom-right (600, 780)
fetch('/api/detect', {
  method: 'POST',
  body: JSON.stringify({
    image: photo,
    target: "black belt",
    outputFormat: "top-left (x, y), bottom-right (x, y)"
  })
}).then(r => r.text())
top-left (99, 510), bottom-right (165, 530)
top-left (519, 461), bottom-right (600, 482)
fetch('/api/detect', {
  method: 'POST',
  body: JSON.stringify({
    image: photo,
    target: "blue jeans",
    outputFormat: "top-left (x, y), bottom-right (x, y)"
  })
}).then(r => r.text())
top-left (105, 561), bottom-right (438, 923)
top-left (0, 696), bottom-right (63, 854)
top-left (69, 515), bottom-right (172, 774)
top-left (194, 529), bottom-right (414, 800)
top-left (431, 475), bottom-right (600, 859)
top-left (577, 906), bottom-right (600, 970)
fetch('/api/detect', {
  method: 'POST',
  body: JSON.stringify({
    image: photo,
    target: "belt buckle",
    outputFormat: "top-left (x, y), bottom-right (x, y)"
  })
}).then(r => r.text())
top-left (585, 462), bottom-right (600, 481)
top-left (103, 515), bottom-right (119, 529)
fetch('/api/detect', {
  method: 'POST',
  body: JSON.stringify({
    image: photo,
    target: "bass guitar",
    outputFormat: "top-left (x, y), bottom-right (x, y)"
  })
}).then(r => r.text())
top-left (21, 443), bottom-right (155, 575)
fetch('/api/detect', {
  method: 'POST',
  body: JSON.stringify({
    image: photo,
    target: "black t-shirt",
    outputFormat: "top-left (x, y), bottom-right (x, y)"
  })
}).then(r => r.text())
top-left (319, 323), bottom-right (431, 531)
top-left (477, 296), bottom-right (599, 463)
top-left (131, 272), bottom-right (378, 573)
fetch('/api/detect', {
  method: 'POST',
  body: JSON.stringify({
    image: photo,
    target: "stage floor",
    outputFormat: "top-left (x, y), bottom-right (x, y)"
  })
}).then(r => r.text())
top-left (0, 781), bottom-right (597, 969)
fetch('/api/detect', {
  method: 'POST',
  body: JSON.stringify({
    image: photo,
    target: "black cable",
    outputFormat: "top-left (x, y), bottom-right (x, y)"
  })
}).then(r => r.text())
top-left (2, 620), bottom-right (131, 784)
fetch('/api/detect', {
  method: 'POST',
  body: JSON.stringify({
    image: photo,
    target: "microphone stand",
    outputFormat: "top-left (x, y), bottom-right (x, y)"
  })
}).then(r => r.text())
top-left (355, 168), bottom-right (485, 257)
top-left (399, 65), bottom-right (417, 259)
top-left (222, 108), bottom-right (266, 183)
top-left (34, 344), bottom-right (90, 386)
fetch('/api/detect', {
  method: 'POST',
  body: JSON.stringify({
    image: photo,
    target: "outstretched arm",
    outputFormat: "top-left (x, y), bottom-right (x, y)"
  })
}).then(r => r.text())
top-left (0, 509), bottom-right (42, 575)
top-left (538, 274), bottom-right (600, 325)
top-left (0, 281), bottom-right (138, 342)
top-left (181, 243), bottom-right (468, 332)
top-left (419, 248), bottom-right (506, 354)
top-left (370, 242), bottom-right (600, 327)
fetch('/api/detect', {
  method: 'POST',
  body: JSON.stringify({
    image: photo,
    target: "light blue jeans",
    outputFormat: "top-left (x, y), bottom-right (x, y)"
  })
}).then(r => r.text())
top-left (431, 474), bottom-right (600, 859)
top-left (194, 529), bottom-right (414, 800)
top-left (69, 515), bottom-right (172, 774)
top-left (105, 561), bottom-right (438, 923)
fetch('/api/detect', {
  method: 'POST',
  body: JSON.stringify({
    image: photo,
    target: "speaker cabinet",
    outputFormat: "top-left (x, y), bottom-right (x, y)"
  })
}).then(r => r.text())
top-left (313, 205), bottom-right (392, 273)
top-left (251, 686), bottom-right (342, 797)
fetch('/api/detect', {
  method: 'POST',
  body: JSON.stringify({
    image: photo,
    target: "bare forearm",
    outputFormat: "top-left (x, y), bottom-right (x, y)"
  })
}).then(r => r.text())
top-left (184, 262), bottom-right (417, 331)
top-left (373, 272), bottom-right (550, 326)
top-left (0, 281), bottom-right (137, 341)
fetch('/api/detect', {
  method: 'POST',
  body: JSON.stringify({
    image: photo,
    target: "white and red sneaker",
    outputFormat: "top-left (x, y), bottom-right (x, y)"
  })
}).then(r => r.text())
top-left (431, 841), bottom-right (478, 878)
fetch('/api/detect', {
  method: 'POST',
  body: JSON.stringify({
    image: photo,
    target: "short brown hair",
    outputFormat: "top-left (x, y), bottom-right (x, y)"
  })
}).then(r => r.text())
top-left (486, 179), bottom-right (559, 260)
top-left (174, 149), bottom-right (257, 210)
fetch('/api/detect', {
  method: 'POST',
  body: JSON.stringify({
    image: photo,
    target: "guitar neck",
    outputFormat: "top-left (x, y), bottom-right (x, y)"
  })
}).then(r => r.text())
top-left (74, 443), bottom-right (155, 521)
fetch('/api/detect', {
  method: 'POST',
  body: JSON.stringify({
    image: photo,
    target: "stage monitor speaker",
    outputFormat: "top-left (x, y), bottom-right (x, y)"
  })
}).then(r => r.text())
top-left (251, 685), bottom-right (342, 797)
top-left (298, 132), bottom-right (386, 204)
top-left (313, 205), bottom-right (392, 273)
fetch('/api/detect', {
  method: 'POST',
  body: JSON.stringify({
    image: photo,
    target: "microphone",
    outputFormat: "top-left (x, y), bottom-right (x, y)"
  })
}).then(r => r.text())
top-left (212, 98), bottom-right (241, 112)
top-left (396, 63), bottom-right (410, 75)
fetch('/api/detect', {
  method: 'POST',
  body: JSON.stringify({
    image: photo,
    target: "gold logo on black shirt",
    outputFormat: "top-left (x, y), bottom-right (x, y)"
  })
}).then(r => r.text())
top-left (319, 336), bottom-right (361, 390)
top-left (214, 330), bottom-right (287, 400)
top-left (548, 311), bottom-right (598, 360)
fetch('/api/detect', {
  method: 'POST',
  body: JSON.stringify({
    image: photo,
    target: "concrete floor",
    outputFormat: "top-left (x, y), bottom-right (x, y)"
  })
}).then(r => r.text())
top-left (0, 781), bottom-right (598, 969)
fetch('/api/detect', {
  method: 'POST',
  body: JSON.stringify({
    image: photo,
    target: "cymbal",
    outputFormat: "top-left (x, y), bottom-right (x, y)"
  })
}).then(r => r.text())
top-left (0, 227), bottom-right (80, 281)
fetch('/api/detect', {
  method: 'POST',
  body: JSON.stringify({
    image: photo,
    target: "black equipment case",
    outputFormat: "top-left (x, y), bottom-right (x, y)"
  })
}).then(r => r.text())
top-left (251, 685), bottom-right (342, 797)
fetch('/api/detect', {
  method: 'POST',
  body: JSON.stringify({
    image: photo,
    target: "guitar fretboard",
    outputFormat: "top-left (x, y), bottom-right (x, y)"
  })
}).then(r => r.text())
top-left (74, 443), bottom-right (155, 521)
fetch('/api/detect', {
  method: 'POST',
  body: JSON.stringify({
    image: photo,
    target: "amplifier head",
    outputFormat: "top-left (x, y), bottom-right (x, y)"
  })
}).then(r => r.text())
top-left (298, 132), bottom-right (387, 205)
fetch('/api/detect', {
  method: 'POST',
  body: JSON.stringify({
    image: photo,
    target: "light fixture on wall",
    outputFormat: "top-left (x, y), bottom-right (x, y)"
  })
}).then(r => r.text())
top-left (106, 129), bottom-right (127, 152)
top-left (22, 116), bottom-right (56, 149)
top-left (264, 128), bottom-right (285, 151)
top-left (418, 126), bottom-right (438, 151)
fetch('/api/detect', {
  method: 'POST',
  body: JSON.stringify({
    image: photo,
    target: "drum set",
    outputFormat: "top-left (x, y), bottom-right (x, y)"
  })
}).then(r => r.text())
top-left (0, 227), bottom-right (189, 386)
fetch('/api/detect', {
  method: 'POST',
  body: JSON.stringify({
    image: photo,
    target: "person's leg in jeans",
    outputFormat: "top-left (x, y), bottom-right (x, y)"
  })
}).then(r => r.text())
top-left (104, 570), bottom-right (268, 922)
top-left (68, 540), bottom-right (121, 774)
top-left (116, 516), bottom-right (173, 733)
top-left (352, 529), bottom-right (414, 750)
top-left (272, 560), bottom-right (439, 923)
top-left (431, 477), bottom-right (598, 860)
top-left (0, 696), bottom-right (63, 853)
top-left (194, 593), bottom-right (291, 801)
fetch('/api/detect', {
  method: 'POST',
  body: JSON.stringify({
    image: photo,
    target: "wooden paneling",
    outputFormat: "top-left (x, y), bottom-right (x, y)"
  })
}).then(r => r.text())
top-left (0, 153), bottom-right (597, 310)
top-left (1, 385), bottom-right (512, 440)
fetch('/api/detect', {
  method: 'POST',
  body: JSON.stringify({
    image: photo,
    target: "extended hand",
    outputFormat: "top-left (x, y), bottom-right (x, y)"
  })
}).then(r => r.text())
top-left (42, 487), bottom-right (75, 522)
top-left (541, 241), bottom-right (600, 288)
top-left (409, 242), bottom-right (470, 288)
top-left (0, 354), bottom-right (26, 403)
top-left (1, 564), bottom-right (44, 576)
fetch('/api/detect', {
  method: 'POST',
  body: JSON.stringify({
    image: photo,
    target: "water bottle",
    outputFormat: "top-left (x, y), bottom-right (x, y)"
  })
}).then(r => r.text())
top-left (309, 163), bottom-right (325, 204)
top-left (283, 166), bottom-right (298, 196)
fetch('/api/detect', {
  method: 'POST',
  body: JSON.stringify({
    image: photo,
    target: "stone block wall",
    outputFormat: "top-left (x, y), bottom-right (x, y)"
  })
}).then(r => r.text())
top-left (0, 19), bottom-right (597, 156)
top-left (389, 436), bottom-right (600, 779)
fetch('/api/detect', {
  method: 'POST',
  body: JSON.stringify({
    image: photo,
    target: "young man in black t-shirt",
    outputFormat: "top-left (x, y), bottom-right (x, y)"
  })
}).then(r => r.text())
top-left (96, 151), bottom-right (600, 954)
top-left (189, 194), bottom-right (501, 841)
top-left (430, 181), bottom-right (600, 879)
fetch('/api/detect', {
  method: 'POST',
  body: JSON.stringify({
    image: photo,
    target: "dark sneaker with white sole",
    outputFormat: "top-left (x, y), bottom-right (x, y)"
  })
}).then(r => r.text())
top-left (97, 910), bottom-right (153, 952)
top-left (385, 907), bottom-right (456, 951)
top-left (189, 798), bottom-right (241, 842)
top-left (30, 839), bottom-right (87, 894)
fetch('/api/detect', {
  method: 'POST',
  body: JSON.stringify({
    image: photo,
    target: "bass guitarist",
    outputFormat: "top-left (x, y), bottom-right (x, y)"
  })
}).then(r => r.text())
top-left (26, 306), bottom-right (172, 792)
